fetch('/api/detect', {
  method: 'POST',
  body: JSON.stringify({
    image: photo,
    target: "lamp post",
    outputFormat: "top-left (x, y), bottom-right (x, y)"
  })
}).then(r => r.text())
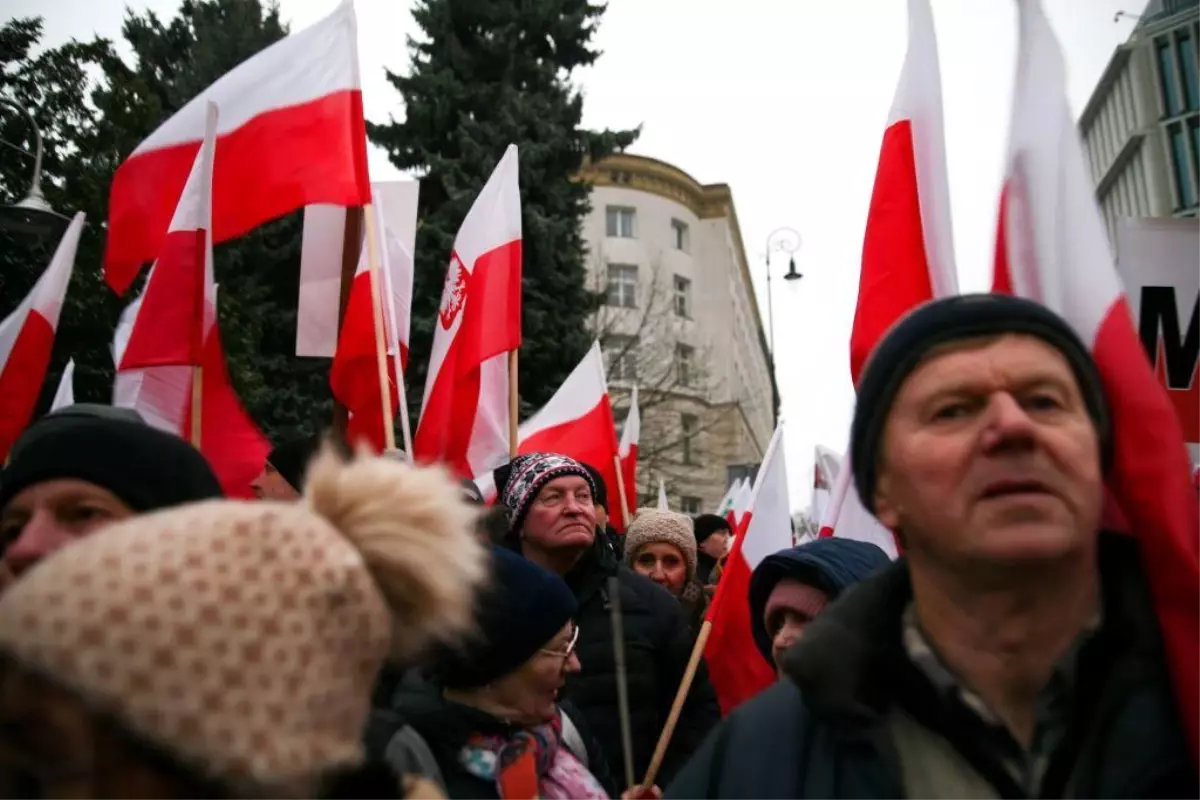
top-left (0, 98), bottom-right (71, 240)
top-left (764, 226), bottom-right (802, 356)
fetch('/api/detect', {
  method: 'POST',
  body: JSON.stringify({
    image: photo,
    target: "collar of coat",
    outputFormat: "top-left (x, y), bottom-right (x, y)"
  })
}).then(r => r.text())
top-left (779, 531), bottom-right (1161, 724)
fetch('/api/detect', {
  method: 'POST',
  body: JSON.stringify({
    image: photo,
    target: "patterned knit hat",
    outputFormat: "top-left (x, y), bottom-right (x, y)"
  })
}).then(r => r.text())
top-left (0, 447), bottom-right (487, 795)
top-left (624, 509), bottom-right (698, 581)
top-left (493, 453), bottom-right (597, 535)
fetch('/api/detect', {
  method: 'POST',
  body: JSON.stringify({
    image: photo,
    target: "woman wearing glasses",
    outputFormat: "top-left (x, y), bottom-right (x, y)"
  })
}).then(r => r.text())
top-left (389, 548), bottom-right (661, 799)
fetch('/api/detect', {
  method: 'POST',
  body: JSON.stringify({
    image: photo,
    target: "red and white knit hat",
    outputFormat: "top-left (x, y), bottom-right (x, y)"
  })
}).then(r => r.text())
top-left (0, 447), bottom-right (487, 795)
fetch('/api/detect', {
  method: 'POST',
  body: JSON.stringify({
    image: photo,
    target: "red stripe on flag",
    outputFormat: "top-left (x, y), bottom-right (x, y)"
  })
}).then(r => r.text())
top-left (851, 119), bottom-right (936, 386)
top-left (704, 526), bottom-right (776, 716)
top-left (118, 229), bottom-right (207, 369)
top-left (0, 313), bottom-right (55, 461)
top-left (105, 90), bottom-right (370, 294)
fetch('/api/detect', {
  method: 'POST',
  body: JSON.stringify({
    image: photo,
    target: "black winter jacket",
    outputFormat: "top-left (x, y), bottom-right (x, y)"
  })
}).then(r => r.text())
top-left (393, 677), bottom-right (617, 799)
top-left (667, 533), bottom-right (1197, 798)
top-left (556, 538), bottom-right (720, 786)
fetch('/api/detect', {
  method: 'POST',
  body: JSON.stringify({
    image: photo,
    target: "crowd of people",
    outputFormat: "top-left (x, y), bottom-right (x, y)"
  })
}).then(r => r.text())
top-left (0, 295), bottom-right (1194, 798)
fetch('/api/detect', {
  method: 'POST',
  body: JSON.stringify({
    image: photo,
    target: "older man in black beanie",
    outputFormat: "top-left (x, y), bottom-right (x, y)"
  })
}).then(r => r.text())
top-left (668, 295), bottom-right (1195, 799)
top-left (0, 405), bottom-right (223, 579)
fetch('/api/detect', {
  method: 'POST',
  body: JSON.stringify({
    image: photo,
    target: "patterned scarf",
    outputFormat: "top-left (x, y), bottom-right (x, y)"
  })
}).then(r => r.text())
top-left (458, 712), bottom-right (608, 799)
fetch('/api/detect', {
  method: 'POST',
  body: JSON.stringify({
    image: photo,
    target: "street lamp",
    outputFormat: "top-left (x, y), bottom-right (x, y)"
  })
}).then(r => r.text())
top-left (764, 226), bottom-right (802, 356)
top-left (0, 98), bottom-right (71, 241)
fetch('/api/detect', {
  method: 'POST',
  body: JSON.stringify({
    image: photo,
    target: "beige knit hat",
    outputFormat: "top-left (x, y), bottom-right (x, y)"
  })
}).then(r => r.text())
top-left (0, 446), bottom-right (487, 796)
top-left (624, 509), bottom-right (698, 581)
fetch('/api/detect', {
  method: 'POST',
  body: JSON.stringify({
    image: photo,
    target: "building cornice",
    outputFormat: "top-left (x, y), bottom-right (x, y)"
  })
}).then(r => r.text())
top-left (1078, 45), bottom-right (1133, 132)
top-left (579, 153), bottom-right (774, 416)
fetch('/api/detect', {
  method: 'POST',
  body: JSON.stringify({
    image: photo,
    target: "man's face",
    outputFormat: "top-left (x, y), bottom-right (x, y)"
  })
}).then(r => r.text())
top-left (874, 334), bottom-right (1104, 570)
top-left (522, 476), bottom-right (597, 553)
top-left (249, 462), bottom-right (299, 501)
top-left (765, 578), bottom-right (827, 675)
top-left (0, 480), bottom-right (134, 579)
top-left (699, 529), bottom-right (730, 559)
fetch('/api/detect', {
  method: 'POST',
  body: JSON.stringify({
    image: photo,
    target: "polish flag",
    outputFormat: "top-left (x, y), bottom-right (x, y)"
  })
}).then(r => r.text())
top-left (825, 0), bottom-right (956, 552)
top-left (728, 478), bottom-right (754, 534)
top-left (295, 181), bottom-right (420, 359)
top-left (715, 478), bottom-right (742, 517)
top-left (471, 343), bottom-right (621, 522)
top-left (112, 105), bottom-right (269, 497)
top-left (993, 0), bottom-right (1199, 757)
top-left (0, 212), bottom-right (84, 460)
top-left (329, 186), bottom-right (418, 452)
top-left (811, 445), bottom-right (841, 528)
top-left (616, 386), bottom-right (640, 529)
top-left (414, 145), bottom-right (522, 478)
top-left (50, 358), bottom-right (76, 412)
top-left (104, 0), bottom-right (370, 294)
top-left (704, 425), bottom-right (794, 714)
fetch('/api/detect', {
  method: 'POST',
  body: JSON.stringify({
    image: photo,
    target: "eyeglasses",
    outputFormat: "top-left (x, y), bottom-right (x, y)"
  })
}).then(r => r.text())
top-left (538, 625), bottom-right (580, 661)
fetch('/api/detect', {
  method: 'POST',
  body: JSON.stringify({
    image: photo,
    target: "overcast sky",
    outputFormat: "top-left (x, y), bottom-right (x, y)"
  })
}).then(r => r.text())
top-left (12, 0), bottom-right (1140, 509)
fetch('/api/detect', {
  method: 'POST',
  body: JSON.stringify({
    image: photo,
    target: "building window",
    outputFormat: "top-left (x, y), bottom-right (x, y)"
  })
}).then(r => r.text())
top-left (680, 413), bottom-right (697, 465)
top-left (673, 275), bottom-right (692, 318)
top-left (676, 343), bottom-right (695, 388)
top-left (603, 335), bottom-right (638, 382)
top-left (1171, 122), bottom-right (1190, 208)
top-left (1158, 37), bottom-right (1183, 117)
top-left (606, 206), bottom-right (636, 238)
top-left (671, 219), bottom-right (690, 252)
top-left (606, 263), bottom-right (638, 308)
top-left (681, 496), bottom-right (702, 515)
top-left (1178, 29), bottom-right (1199, 112)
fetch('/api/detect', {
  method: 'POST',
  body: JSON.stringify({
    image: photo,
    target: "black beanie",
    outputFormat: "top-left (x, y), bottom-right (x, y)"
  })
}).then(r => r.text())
top-left (582, 462), bottom-right (609, 511)
top-left (0, 409), bottom-right (223, 513)
top-left (851, 294), bottom-right (1111, 514)
top-left (693, 513), bottom-right (731, 545)
top-left (266, 436), bottom-right (321, 492)
top-left (435, 547), bottom-right (578, 689)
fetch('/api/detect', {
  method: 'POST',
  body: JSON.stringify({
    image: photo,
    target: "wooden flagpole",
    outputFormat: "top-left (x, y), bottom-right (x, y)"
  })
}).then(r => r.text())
top-left (190, 365), bottom-right (203, 449)
top-left (362, 202), bottom-right (397, 452)
top-left (331, 207), bottom-right (363, 436)
top-left (641, 619), bottom-right (713, 790)
top-left (508, 349), bottom-right (519, 459)
top-left (374, 202), bottom-right (416, 462)
top-left (613, 454), bottom-right (632, 526)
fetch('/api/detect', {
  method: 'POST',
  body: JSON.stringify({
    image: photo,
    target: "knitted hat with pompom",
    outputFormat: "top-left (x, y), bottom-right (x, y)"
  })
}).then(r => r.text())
top-left (0, 448), bottom-right (488, 796)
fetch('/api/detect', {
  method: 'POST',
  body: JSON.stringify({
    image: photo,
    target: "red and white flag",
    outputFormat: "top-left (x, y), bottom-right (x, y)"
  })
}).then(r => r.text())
top-left (993, 0), bottom-right (1199, 756)
top-left (616, 386), bottom-right (640, 529)
top-left (473, 343), bottom-right (621, 517)
top-left (729, 478), bottom-right (754, 534)
top-left (50, 358), bottom-right (76, 412)
top-left (825, 0), bottom-right (956, 552)
top-left (0, 212), bottom-right (85, 460)
top-left (104, 0), bottom-right (370, 294)
top-left (811, 445), bottom-right (841, 528)
top-left (414, 145), bottom-right (522, 478)
top-left (715, 478), bottom-right (742, 517)
top-left (112, 105), bottom-right (269, 498)
top-left (296, 181), bottom-right (420, 358)
top-left (329, 185), bottom-right (418, 451)
top-left (705, 425), bottom-right (794, 714)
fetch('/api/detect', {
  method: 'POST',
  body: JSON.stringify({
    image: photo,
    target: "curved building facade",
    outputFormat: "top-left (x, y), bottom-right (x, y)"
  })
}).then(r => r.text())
top-left (579, 153), bottom-right (775, 514)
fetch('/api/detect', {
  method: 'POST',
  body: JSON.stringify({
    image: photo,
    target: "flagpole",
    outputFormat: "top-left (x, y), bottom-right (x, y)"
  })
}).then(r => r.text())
top-left (641, 619), bottom-right (713, 791)
top-left (613, 454), bottom-right (632, 526)
top-left (190, 365), bottom-right (203, 449)
top-left (375, 203), bottom-right (416, 462)
top-left (332, 207), bottom-right (363, 436)
top-left (363, 202), bottom-right (397, 452)
top-left (508, 349), bottom-right (519, 459)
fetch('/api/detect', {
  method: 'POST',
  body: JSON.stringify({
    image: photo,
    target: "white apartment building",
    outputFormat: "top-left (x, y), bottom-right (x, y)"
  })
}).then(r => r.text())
top-left (1079, 0), bottom-right (1199, 239)
top-left (579, 153), bottom-right (775, 514)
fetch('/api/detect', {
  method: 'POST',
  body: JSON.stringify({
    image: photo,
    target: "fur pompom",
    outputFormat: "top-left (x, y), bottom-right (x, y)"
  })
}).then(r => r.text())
top-left (304, 445), bottom-right (487, 661)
